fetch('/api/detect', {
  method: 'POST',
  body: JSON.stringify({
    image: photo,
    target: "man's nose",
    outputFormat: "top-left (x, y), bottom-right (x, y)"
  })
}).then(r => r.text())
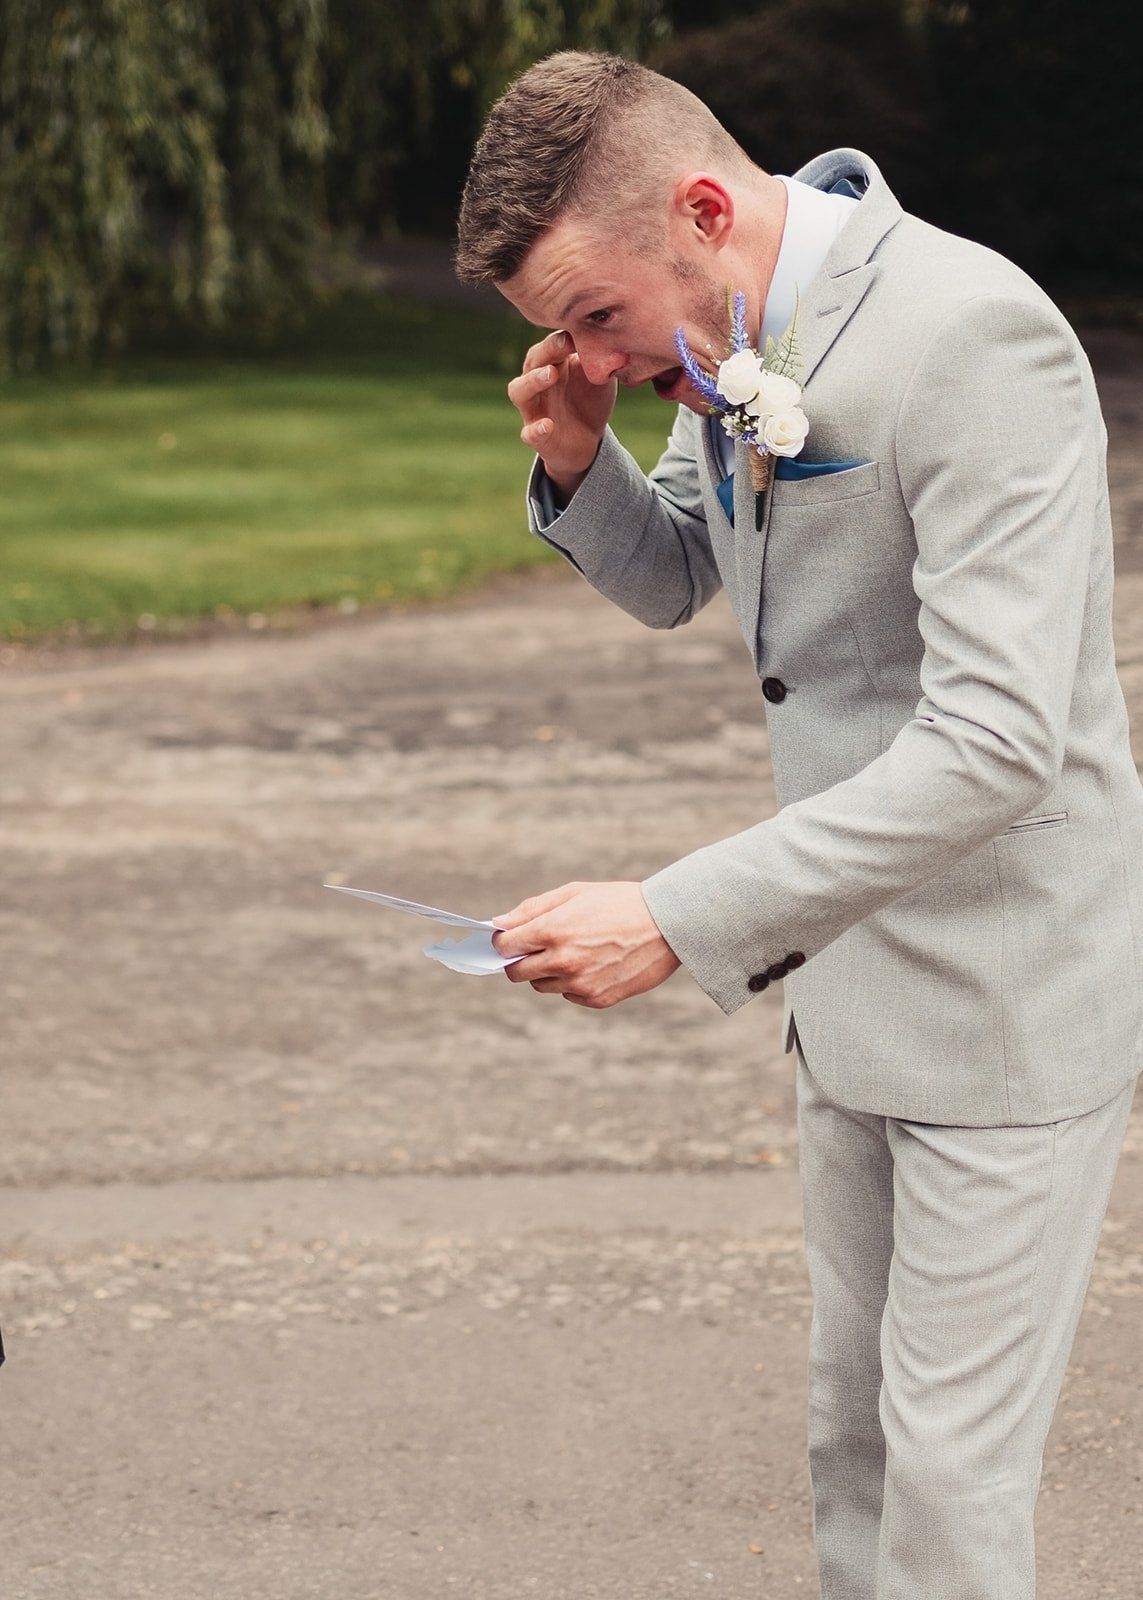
top-left (578, 347), bottom-right (629, 385)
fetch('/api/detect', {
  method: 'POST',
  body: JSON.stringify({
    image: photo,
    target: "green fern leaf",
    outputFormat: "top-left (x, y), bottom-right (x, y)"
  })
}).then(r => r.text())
top-left (765, 286), bottom-right (804, 379)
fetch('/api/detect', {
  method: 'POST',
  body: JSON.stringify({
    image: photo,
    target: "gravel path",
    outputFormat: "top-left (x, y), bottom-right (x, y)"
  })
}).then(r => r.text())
top-left (2, 327), bottom-right (1141, 1599)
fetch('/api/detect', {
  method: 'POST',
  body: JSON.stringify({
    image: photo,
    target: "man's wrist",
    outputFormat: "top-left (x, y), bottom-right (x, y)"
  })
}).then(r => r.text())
top-left (546, 464), bottom-right (589, 508)
top-left (544, 431), bottom-right (607, 507)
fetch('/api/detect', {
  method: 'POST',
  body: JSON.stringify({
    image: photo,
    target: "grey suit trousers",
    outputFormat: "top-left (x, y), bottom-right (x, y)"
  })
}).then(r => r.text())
top-left (794, 1027), bottom-right (1138, 1598)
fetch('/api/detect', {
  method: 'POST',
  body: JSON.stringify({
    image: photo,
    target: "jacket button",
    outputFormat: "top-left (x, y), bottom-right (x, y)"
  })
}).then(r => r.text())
top-left (761, 676), bottom-right (787, 704)
top-left (785, 951), bottom-right (806, 969)
top-left (747, 972), bottom-right (770, 992)
top-left (765, 961), bottom-right (787, 981)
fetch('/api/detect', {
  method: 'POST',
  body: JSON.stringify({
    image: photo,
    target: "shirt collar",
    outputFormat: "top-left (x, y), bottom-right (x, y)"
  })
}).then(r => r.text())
top-left (758, 174), bottom-right (859, 349)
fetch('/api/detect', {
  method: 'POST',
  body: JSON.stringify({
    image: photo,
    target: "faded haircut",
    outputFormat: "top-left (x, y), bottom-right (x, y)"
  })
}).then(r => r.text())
top-left (454, 49), bottom-right (757, 286)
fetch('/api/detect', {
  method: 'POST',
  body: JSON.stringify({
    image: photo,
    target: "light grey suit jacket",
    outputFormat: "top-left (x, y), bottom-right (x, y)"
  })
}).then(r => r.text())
top-left (523, 146), bottom-right (1143, 1126)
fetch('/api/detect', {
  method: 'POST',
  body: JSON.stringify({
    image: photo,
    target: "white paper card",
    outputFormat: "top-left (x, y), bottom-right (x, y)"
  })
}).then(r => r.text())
top-left (422, 930), bottom-right (522, 975)
top-left (324, 883), bottom-right (496, 930)
top-left (324, 883), bottom-right (526, 973)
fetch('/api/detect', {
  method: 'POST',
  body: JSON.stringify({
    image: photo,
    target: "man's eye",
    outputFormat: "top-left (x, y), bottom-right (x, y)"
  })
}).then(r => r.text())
top-left (586, 309), bottom-right (613, 326)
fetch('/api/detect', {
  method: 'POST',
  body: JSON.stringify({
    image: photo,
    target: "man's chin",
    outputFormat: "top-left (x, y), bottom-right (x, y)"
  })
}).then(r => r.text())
top-left (675, 387), bottom-right (710, 415)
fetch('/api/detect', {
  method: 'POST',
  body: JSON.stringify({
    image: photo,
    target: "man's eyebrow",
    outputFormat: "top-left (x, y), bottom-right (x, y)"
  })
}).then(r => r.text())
top-left (558, 288), bottom-right (609, 321)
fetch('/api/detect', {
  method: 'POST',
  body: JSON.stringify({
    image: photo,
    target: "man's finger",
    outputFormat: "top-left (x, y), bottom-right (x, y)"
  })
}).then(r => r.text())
top-left (523, 329), bottom-right (572, 372)
top-left (507, 362), bottom-right (559, 410)
top-left (492, 917), bottom-right (555, 960)
top-left (502, 946), bottom-right (566, 981)
top-left (528, 975), bottom-right (573, 993)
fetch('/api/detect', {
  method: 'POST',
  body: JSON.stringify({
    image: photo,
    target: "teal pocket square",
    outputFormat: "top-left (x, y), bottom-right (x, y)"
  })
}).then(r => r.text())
top-left (774, 456), bottom-right (869, 480)
top-left (716, 458), bottom-right (870, 524)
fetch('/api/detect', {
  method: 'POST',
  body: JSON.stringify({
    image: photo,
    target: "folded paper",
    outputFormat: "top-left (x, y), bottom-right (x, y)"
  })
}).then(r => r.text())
top-left (324, 883), bottom-right (525, 974)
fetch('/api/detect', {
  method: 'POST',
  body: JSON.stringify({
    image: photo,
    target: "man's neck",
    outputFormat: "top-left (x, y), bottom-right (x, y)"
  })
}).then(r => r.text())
top-left (732, 174), bottom-right (789, 350)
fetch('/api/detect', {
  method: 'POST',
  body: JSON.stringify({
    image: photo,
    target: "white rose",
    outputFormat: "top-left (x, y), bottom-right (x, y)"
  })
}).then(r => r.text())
top-left (716, 349), bottom-right (766, 406)
top-left (744, 369), bottom-right (802, 419)
top-left (761, 407), bottom-right (810, 457)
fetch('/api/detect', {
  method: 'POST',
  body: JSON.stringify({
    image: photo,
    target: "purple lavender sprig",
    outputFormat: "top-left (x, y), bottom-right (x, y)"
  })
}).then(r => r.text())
top-left (672, 326), bottom-right (722, 406)
top-left (730, 288), bottom-right (748, 353)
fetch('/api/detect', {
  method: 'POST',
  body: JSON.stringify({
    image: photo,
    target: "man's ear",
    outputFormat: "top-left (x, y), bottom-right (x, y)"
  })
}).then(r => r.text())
top-left (674, 172), bottom-right (734, 245)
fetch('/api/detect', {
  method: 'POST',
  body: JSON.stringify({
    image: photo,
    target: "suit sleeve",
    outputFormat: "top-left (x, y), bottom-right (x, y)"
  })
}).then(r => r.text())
top-left (523, 402), bottom-right (724, 629)
top-left (639, 292), bottom-right (1101, 1014)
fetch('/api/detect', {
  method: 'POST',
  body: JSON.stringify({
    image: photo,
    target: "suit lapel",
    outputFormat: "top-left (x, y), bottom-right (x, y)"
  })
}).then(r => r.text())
top-left (701, 406), bottom-right (729, 515)
top-left (735, 258), bottom-right (882, 646)
top-left (790, 258), bottom-right (880, 391)
top-left (701, 147), bottom-right (904, 656)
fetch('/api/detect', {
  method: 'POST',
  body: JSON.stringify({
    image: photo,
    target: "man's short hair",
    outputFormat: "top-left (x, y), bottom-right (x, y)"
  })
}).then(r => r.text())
top-left (454, 49), bottom-right (757, 287)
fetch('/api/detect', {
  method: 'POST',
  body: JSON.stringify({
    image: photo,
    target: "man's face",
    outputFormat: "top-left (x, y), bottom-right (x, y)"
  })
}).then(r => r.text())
top-left (496, 207), bottom-right (730, 413)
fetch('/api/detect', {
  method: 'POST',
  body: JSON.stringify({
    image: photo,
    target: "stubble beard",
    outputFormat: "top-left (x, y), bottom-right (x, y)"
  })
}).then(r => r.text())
top-left (669, 254), bottom-right (730, 385)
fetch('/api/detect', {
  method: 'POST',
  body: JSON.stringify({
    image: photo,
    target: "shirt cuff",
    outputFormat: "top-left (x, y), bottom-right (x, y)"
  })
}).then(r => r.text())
top-left (528, 464), bottom-right (566, 529)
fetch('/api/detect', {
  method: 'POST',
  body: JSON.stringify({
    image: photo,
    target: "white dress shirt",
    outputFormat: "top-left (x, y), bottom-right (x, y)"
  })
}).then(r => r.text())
top-left (532, 173), bottom-right (860, 525)
top-left (713, 174), bottom-right (859, 477)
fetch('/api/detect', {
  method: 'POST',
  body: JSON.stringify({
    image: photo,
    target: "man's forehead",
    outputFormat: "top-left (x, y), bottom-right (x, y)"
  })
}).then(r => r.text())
top-left (504, 221), bottom-right (623, 323)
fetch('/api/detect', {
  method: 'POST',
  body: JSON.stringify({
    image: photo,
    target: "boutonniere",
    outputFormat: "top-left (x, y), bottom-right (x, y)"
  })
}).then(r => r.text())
top-left (674, 287), bottom-right (809, 527)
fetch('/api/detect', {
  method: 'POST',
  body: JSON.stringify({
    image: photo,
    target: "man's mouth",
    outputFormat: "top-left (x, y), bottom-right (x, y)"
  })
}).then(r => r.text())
top-left (651, 365), bottom-right (686, 400)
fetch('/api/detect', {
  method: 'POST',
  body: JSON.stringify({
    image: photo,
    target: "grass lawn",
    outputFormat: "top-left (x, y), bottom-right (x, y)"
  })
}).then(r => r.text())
top-left (0, 293), bottom-right (674, 641)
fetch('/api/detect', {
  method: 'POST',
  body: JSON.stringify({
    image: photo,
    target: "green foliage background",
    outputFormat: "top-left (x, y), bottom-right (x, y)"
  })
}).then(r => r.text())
top-left (0, 0), bottom-right (329, 371)
top-left (1, 0), bottom-right (1138, 371)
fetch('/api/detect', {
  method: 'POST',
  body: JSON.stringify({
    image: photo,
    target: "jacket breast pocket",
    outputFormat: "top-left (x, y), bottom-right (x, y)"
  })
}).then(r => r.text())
top-left (1002, 810), bottom-right (1071, 834)
top-left (769, 459), bottom-right (881, 508)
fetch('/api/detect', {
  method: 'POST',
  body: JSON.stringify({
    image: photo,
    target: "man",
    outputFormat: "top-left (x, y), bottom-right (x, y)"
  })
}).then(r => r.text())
top-left (454, 48), bottom-right (1142, 1598)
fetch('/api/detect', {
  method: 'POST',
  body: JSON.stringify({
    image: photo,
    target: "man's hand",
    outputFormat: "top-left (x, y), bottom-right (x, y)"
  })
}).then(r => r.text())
top-left (490, 881), bottom-right (681, 1008)
top-left (506, 329), bottom-right (615, 491)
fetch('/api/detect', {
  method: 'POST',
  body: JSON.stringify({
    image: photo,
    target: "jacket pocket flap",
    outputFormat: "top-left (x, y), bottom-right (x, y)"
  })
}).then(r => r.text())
top-left (770, 458), bottom-right (881, 507)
